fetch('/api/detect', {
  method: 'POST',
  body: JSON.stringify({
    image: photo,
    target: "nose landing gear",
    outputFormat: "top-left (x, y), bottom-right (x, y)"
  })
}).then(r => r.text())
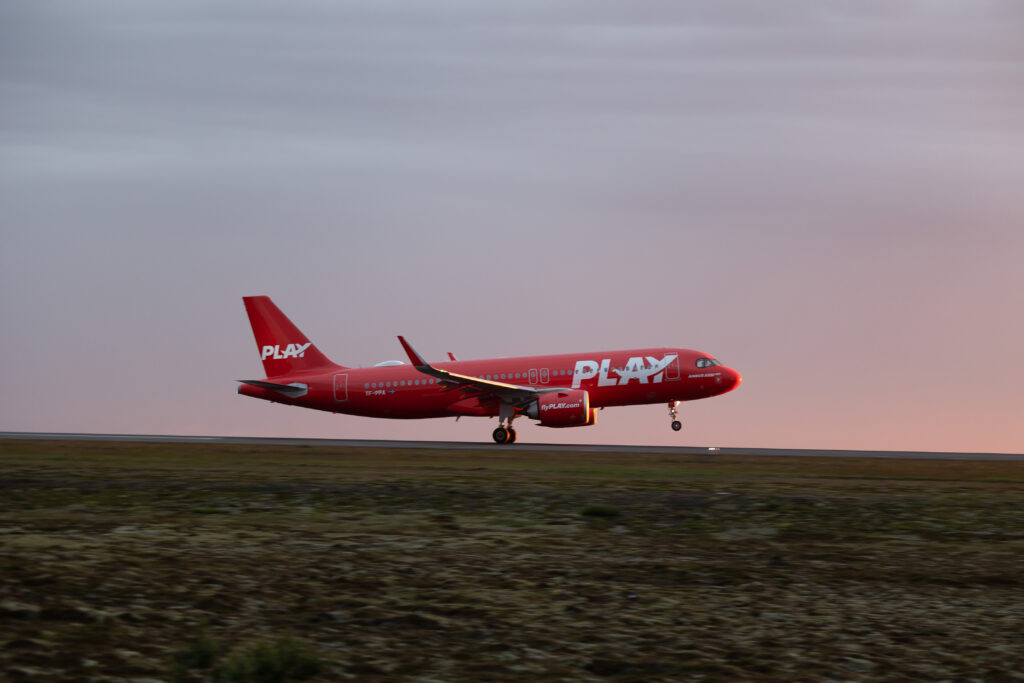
top-left (668, 401), bottom-right (682, 432)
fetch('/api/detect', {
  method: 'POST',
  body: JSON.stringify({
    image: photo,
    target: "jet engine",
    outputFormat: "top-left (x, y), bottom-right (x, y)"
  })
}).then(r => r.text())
top-left (525, 390), bottom-right (595, 427)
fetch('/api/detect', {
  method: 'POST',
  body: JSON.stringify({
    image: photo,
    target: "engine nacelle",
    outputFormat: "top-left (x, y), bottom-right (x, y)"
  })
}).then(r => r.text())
top-left (526, 390), bottom-right (594, 428)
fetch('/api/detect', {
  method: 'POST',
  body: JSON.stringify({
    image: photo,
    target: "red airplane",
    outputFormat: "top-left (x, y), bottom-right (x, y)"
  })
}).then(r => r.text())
top-left (238, 296), bottom-right (741, 444)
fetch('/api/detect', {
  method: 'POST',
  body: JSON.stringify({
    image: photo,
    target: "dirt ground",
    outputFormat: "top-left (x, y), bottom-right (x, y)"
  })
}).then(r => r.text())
top-left (2, 439), bottom-right (1023, 681)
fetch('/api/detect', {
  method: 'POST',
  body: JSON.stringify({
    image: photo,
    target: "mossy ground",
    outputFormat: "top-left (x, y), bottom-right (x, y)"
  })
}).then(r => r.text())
top-left (2, 440), bottom-right (1023, 680)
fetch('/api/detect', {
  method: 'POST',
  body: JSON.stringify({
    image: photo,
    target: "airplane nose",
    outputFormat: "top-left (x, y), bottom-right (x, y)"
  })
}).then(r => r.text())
top-left (724, 367), bottom-right (742, 392)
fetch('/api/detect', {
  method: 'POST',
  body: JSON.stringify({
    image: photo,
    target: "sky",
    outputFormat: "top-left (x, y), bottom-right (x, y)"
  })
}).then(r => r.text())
top-left (2, 1), bottom-right (1022, 453)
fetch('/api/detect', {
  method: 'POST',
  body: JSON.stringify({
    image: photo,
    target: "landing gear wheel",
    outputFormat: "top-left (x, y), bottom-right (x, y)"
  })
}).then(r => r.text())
top-left (507, 428), bottom-right (517, 444)
top-left (492, 427), bottom-right (509, 444)
top-left (667, 401), bottom-right (681, 432)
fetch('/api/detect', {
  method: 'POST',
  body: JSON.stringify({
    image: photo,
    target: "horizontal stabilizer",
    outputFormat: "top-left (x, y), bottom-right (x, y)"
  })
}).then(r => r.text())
top-left (237, 380), bottom-right (309, 397)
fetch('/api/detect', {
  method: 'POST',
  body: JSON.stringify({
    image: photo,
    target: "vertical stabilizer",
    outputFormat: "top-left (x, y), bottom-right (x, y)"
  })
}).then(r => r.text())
top-left (242, 296), bottom-right (340, 377)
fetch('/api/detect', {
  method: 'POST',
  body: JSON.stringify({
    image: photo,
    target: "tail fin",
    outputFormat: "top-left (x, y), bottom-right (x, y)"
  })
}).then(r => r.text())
top-left (242, 296), bottom-right (340, 377)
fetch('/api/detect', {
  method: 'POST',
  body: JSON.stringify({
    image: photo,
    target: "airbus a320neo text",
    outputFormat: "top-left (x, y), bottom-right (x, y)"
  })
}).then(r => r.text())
top-left (238, 296), bottom-right (741, 444)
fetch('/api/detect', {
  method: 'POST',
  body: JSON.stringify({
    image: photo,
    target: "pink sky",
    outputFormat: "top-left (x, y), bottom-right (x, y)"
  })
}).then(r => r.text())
top-left (2, 2), bottom-right (1022, 453)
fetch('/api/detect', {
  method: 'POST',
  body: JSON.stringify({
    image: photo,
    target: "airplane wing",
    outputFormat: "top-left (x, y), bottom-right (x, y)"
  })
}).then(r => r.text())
top-left (397, 336), bottom-right (545, 406)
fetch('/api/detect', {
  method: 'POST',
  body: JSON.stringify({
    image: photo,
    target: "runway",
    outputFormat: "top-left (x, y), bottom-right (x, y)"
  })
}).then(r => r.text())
top-left (2, 431), bottom-right (1021, 461)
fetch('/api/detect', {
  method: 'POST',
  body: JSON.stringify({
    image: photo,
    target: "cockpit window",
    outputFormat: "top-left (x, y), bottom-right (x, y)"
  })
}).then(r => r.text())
top-left (695, 358), bottom-right (722, 368)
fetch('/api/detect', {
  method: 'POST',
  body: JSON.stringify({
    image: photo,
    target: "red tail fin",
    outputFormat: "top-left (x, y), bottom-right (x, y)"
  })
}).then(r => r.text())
top-left (242, 296), bottom-right (340, 377)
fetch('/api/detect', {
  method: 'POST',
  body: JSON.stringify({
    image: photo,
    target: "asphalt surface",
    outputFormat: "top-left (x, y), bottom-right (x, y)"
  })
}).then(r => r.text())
top-left (2, 432), bottom-right (1022, 460)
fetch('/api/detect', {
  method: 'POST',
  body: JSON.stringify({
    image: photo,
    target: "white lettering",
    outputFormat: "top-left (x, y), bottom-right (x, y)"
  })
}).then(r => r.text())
top-left (542, 402), bottom-right (581, 411)
top-left (260, 342), bottom-right (312, 361)
top-left (645, 354), bottom-right (677, 384)
top-left (570, 353), bottom-right (677, 388)
top-left (572, 360), bottom-right (599, 389)
top-left (598, 359), bottom-right (618, 387)
top-left (617, 356), bottom-right (647, 385)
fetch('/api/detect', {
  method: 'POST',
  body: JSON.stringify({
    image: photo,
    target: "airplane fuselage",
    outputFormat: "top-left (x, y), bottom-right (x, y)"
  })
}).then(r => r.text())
top-left (238, 347), bottom-right (739, 420)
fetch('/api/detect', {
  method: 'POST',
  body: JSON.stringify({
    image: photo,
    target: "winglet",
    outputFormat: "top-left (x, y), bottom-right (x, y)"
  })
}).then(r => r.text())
top-left (397, 336), bottom-right (429, 368)
top-left (447, 352), bottom-right (457, 361)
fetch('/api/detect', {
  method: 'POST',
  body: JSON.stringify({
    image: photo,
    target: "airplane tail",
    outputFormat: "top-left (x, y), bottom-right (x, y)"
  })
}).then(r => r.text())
top-left (242, 296), bottom-right (341, 377)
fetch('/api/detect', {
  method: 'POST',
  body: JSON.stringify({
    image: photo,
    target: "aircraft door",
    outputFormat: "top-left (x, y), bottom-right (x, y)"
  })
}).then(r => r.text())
top-left (665, 356), bottom-right (680, 381)
top-left (540, 368), bottom-right (550, 384)
top-left (333, 373), bottom-right (349, 402)
top-left (529, 368), bottom-right (538, 385)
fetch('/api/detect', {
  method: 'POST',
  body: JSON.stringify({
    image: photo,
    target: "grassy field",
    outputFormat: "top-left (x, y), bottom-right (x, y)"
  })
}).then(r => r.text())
top-left (2, 439), bottom-right (1023, 681)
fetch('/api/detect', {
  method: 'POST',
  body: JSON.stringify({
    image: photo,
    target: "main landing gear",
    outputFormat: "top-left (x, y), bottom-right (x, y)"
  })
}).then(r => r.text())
top-left (492, 424), bottom-right (517, 444)
top-left (492, 403), bottom-right (518, 444)
top-left (668, 401), bottom-right (682, 432)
